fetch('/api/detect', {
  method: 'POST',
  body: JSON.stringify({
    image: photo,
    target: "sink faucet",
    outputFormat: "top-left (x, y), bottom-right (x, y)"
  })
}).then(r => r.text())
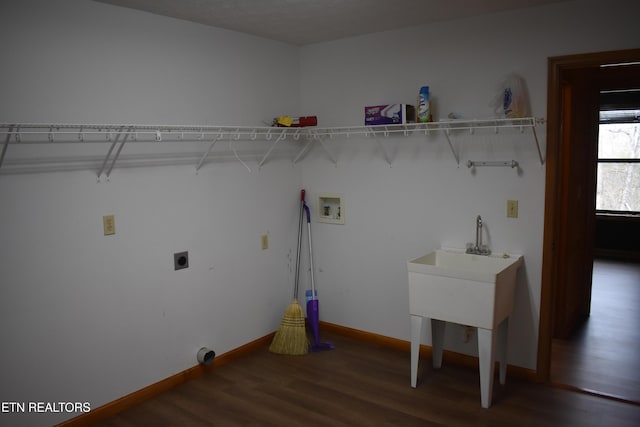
top-left (466, 215), bottom-right (491, 255)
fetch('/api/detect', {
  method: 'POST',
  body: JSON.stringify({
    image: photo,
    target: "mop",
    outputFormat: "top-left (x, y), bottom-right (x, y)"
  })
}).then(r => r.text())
top-left (303, 200), bottom-right (334, 351)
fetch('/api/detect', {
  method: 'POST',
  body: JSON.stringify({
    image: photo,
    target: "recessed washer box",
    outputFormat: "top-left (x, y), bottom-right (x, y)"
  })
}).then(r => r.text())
top-left (317, 193), bottom-right (344, 225)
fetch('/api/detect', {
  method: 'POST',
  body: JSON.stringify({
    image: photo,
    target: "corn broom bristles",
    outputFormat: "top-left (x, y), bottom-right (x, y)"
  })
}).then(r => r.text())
top-left (269, 299), bottom-right (308, 355)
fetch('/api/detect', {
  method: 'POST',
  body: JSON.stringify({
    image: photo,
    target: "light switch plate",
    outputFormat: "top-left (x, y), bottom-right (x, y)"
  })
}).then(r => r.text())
top-left (103, 215), bottom-right (115, 235)
top-left (507, 200), bottom-right (519, 218)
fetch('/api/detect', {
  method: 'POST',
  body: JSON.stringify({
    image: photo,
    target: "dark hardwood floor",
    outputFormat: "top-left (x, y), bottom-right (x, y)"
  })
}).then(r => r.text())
top-left (94, 329), bottom-right (640, 426)
top-left (551, 258), bottom-right (640, 404)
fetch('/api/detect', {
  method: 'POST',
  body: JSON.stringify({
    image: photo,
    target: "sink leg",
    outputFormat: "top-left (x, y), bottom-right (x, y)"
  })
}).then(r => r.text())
top-left (477, 327), bottom-right (496, 408)
top-left (431, 319), bottom-right (445, 369)
top-left (498, 318), bottom-right (508, 385)
top-left (410, 315), bottom-right (423, 388)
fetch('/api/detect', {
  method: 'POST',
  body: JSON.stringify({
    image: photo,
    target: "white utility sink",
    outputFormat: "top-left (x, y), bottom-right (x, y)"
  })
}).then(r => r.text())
top-left (408, 248), bottom-right (523, 408)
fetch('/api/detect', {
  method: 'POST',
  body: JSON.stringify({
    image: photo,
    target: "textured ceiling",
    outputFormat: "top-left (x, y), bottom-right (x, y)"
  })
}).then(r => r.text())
top-left (94, 0), bottom-right (570, 45)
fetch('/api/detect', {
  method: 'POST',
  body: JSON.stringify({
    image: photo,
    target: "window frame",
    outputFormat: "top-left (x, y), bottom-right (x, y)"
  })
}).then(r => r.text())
top-left (596, 90), bottom-right (640, 216)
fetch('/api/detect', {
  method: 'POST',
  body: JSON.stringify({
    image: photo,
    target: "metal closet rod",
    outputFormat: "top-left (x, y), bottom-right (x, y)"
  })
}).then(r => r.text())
top-left (467, 160), bottom-right (519, 168)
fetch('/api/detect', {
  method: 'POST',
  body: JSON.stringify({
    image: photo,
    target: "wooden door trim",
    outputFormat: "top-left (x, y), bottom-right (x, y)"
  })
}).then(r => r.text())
top-left (537, 48), bottom-right (640, 382)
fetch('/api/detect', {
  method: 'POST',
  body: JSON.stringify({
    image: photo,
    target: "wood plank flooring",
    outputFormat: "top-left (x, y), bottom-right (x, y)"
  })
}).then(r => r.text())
top-left (551, 259), bottom-right (640, 403)
top-left (94, 331), bottom-right (640, 426)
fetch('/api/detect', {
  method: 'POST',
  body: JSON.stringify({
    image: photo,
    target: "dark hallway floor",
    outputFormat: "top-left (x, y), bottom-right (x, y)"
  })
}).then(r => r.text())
top-left (551, 258), bottom-right (640, 404)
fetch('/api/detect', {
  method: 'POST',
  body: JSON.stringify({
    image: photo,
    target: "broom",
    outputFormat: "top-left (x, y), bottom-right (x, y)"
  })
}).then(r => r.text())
top-left (269, 190), bottom-right (309, 355)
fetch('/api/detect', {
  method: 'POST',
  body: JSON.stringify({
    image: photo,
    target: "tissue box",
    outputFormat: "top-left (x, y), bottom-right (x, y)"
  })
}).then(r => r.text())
top-left (365, 104), bottom-right (416, 125)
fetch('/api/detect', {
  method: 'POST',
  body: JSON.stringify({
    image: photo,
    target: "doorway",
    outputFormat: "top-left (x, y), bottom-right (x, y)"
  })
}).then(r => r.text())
top-left (550, 259), bottom-right (640, 402)
top-left (538, 49), bottom-right (640, 402)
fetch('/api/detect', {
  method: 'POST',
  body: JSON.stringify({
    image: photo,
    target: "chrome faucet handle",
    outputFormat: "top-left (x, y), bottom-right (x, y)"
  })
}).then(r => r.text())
top-left (475, 215), bottom-right (483, 251)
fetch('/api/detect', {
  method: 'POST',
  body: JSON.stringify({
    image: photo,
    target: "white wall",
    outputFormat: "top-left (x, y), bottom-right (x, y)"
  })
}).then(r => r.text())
top-left (0, 1), bottom-right (299, 125)
top-left (1, 0), bottom-right (639, 425)
top-left (297, 0), bottom-right (640, 370)
top-left (0, 1), bottom-right (301, 426)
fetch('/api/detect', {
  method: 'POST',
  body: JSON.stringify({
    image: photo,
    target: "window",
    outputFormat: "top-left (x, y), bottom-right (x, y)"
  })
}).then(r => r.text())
top-left (596, 92), bottom-right (640, 214)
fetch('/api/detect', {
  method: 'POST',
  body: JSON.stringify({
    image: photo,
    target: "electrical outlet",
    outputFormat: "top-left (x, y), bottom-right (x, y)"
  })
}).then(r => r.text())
top-left (507, 200), bottom-right (519, 218)
top-left (463, 326), bottom-right (475, 343)
top-left (174, 251), bottom-right (189, 270)
top-left (261, 234), bottom-right (269, 250)
top-left (103, 215), bottom-right (115, 235)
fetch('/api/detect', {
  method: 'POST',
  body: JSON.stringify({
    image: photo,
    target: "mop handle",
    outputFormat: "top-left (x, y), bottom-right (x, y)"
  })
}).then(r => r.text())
top-left (304, 201), bottom-right (311, 224)
top-left (293, 189), bottom-right (306, 299)
top-left (303, 201), bottom-right (317, 298)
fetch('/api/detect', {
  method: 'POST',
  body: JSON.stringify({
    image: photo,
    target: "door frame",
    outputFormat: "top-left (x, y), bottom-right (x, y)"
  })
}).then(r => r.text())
top-left (537, 48), bottom-right (640, 382)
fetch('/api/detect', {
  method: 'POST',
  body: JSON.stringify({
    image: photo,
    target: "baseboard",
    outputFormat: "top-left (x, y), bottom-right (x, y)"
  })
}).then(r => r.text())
top-left (56, 332), bottom-right (275, 427)
top-left (59, 321), bottom-right (538, 426)
top-left (319, 321), bottom-right (538, 383)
